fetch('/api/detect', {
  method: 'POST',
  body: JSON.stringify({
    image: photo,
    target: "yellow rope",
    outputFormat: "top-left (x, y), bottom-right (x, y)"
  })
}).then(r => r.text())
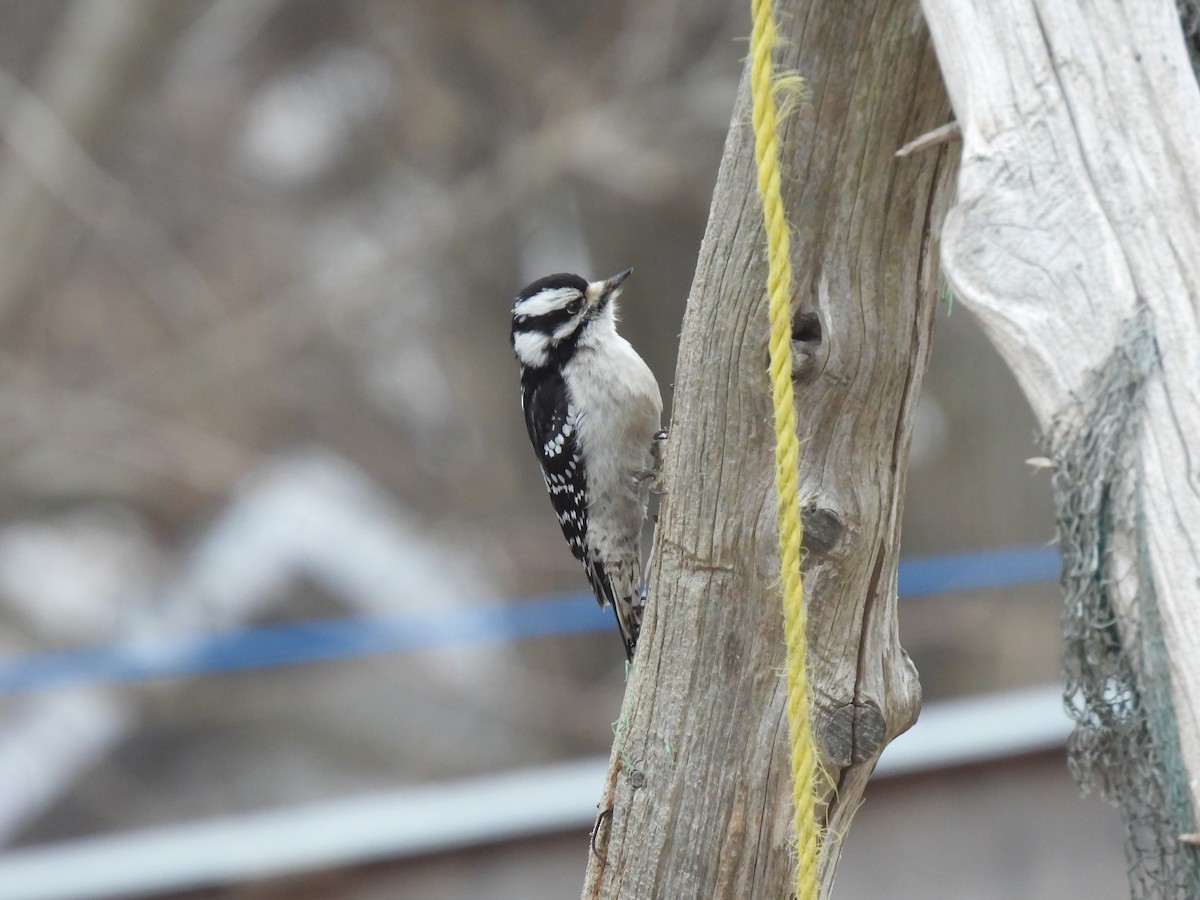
top-left (748, 1), bottom-right (822, 897)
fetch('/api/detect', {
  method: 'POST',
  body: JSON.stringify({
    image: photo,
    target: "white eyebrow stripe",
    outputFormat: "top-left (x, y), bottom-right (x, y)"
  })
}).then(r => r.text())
top-left (513, 288), bottom-right (578, 318)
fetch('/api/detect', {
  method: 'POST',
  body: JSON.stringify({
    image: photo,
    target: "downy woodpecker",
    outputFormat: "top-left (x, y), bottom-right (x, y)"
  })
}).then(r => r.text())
top-left (510, 269), bottom-right (663, 659)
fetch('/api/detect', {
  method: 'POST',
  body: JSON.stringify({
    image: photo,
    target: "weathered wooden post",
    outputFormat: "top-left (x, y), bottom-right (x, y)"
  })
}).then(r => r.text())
top-left (582, 2), bottom-right (956, 895)
top-left (921, 1), bottom-right (1200, 893)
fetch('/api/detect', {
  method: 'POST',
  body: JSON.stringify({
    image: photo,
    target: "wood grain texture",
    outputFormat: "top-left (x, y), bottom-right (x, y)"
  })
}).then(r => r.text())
top-left (581, 3), bottom-right (956, 896)
top-left (921, 0), bottom-right (1200, 821)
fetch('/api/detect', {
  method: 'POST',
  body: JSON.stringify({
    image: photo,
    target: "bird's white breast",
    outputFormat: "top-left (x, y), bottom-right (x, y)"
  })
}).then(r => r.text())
top-left (563, 318), bottom-right (662, 560)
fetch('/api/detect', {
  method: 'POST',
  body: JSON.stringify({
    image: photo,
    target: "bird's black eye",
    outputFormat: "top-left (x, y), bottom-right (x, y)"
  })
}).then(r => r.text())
top-left (565, 298), bottom-right (582, 315)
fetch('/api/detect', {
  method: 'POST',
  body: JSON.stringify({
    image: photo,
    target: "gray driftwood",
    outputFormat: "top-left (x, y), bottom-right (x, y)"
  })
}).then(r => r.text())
top-left (582, 2), bottom-right (956, 896)
top-left (922, 0), bottom-right (1200, 857)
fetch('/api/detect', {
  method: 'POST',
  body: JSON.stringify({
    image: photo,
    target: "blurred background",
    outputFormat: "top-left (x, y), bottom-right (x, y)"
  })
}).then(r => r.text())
top-left (0, 2), bottom-right (1127, 898)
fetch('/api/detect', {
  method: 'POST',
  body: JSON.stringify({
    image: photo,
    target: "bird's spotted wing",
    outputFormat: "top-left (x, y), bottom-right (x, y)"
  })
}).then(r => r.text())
top-left (521, 369), bottom-right (588, 562)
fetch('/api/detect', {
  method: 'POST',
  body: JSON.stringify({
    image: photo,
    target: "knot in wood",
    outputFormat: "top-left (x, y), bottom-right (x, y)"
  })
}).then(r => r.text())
top-left (800, 505), bottom-right (844, 558)
top-left (813, 698), bottom-right (887, 767)
top-left (790, 311), bottom-right (823, 383)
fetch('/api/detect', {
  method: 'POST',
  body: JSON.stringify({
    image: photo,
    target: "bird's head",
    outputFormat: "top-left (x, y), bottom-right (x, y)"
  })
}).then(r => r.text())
top-left (510, 268), bottom-right (633, 369)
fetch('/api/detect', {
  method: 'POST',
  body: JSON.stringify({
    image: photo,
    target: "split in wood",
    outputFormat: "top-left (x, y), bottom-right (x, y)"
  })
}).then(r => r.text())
top-left (590, 806), bottom-right (614, 862)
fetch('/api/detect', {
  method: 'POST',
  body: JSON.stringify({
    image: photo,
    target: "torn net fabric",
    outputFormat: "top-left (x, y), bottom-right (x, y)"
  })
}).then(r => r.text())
top-left (1051, 314), bottom-right (1200, 898)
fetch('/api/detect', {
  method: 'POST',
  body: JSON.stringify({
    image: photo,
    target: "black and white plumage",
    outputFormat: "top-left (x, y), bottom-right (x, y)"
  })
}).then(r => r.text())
top-left (510, 269), bottom-right (663, 659)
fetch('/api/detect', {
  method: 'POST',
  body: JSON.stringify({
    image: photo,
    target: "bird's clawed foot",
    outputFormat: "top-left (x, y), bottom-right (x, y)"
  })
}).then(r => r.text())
top-left (650, 428), bottom-right (668, 494)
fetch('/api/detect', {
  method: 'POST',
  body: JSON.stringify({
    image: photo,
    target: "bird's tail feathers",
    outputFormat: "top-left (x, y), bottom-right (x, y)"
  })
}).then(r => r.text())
top-left (587, 557), bottom-right (643, 660)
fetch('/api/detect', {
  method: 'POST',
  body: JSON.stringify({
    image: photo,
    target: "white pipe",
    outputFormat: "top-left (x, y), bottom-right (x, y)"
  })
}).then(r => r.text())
top-left (874, 683), bottom-right (1070, 776)
top-left (0, 685), bottom-right (1073, 900)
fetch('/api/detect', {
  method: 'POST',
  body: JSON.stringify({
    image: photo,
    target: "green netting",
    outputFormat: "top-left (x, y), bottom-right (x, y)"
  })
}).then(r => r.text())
top-left (1050, 316), bottom-right (1200, 898)
top-left (1179, 0), bottom-right (1200, 76)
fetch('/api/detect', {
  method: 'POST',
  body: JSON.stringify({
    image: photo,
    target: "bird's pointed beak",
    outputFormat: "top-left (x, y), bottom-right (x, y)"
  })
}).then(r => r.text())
top-left (605, 268), bottom-right (634, 293)
top-left (586, 268), bottom-right (634, 310)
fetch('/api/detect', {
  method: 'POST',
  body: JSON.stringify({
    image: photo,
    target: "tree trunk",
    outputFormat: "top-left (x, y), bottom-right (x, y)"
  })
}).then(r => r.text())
top-left (582, 3), bottom-right (956, 896)
top-left (920, 0), bottom-right (1200, 892)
